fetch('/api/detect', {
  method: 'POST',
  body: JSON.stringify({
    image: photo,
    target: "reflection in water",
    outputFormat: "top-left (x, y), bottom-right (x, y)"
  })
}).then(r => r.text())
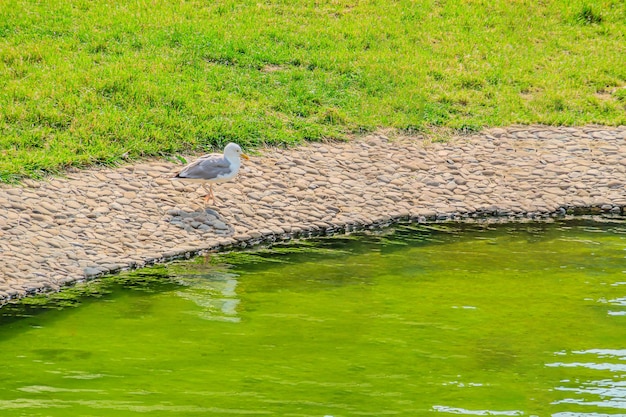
top-left (175, 271), bottom-right (241, 322)
top-left (547, 349), bottom-right (626, 414)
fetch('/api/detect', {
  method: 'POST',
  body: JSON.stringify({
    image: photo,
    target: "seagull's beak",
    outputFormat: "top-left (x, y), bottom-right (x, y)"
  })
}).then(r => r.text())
top-left (241, 153), bottom-right (250, 160)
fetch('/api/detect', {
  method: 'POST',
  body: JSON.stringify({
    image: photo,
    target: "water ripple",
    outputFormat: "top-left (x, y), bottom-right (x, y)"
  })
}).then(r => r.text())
top-left (431, 405), bottom-right (524, 415)
top-left (552, 413), bottom-right (626, 417)
top-left (547, 349), bottom-right (626, 413)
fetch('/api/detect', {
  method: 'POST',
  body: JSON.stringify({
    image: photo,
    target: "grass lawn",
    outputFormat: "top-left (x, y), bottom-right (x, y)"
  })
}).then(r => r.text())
top-left (1, 0), bottom-right (625, 180)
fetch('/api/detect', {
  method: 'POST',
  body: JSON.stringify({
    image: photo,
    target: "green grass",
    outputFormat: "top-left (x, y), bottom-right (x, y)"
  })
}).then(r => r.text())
top-left (1, 0), bottom-right (625, 180)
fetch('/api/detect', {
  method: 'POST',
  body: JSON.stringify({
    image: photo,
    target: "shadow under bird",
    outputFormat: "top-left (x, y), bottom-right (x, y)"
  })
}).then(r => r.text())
top-left (173, 143), bottom-right (249, 206)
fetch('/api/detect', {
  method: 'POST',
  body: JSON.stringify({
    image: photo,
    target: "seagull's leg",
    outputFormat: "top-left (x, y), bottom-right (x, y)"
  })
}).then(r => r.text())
top-left (210, 185), bottom-right (220, 205)
top-left (202, 184), bottom-right (212, 207)
top-left (203, 184), bottom-right (218, 207)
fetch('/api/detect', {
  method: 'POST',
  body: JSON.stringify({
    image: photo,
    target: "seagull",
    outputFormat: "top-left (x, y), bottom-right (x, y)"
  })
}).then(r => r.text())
top-left (173, 143), bottom-right (249, 206)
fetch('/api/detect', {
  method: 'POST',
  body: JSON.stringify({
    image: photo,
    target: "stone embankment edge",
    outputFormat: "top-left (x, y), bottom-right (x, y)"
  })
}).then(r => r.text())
top-left (5, 212), bottom-right (624, 308)
top-left (1, 125), bottom-right (625, 307)
top-left (84, 209), bottom-right (625, 280)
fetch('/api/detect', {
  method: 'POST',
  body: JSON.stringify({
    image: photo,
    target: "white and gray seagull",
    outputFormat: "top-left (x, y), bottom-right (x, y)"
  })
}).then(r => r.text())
top-left (173, 142), bottom-right (249, 206)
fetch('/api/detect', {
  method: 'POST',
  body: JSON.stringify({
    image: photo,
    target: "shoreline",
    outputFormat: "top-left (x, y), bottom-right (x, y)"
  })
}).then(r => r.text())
top-left (1, 126), bottom-right (625, 306)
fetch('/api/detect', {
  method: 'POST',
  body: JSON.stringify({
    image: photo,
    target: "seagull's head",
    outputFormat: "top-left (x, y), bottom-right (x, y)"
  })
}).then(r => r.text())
top-left (224, 143), bottom-right (249, 161)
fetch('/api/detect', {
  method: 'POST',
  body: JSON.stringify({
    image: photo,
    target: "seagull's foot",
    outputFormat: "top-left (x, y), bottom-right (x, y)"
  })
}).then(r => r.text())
top-left (203, 194), bottom-right (220, 209)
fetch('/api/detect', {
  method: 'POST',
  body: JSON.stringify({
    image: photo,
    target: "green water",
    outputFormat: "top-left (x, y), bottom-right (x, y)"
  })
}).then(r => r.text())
top-left (1, 220), bottom-right (625, 417)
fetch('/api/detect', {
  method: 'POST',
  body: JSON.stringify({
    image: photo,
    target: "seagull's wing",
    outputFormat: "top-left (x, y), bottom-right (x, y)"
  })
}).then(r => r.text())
top-left (175, 154), bottom-right (233, 180)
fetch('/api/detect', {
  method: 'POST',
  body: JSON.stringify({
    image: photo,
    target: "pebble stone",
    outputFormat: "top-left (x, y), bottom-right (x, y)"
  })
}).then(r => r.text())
top-left (1, 126), bottom-right (625, 306)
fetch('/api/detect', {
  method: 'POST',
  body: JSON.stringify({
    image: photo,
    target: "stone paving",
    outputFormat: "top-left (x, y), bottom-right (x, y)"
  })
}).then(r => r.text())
top-left (1, 126), bottom-right (625, 305)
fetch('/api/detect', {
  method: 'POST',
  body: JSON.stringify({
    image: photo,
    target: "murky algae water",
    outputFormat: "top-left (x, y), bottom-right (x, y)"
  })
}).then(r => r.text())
top-left (1, 220), bottom-right (625, 417)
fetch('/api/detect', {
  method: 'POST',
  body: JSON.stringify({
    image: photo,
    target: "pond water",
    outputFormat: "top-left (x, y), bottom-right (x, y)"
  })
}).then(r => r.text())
top-left (1, 219), bottom-right (625, 417)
